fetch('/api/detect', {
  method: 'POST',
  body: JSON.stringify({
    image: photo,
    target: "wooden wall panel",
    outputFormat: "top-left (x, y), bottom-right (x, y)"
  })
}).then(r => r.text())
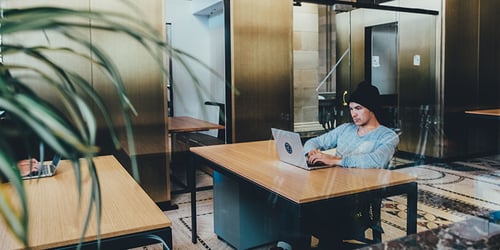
top-left (4, 0), bottom-right (170, 203)
top-left (478, 0), bottom-right (500, 108)
top-left (3, 0), bottom-right (92, 116)
top-left (444, 0), bottom-right (479, 111)
top-left (443, 0), bottom-right (499, 157)
top-left (230, 0), bottom-right (293, 142)
top-left (90, 0), bottom-right (169, 204)
top-left (90, 0), bottom-right (165, 130)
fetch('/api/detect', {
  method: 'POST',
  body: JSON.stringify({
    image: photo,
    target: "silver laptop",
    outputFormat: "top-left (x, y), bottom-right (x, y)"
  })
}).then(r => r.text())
top-left (1, 114), bottom-right (62, 180)
top-left (271, 128), bottom-right (330, 170)
top-left (22, 154), bottom-right (62, 180)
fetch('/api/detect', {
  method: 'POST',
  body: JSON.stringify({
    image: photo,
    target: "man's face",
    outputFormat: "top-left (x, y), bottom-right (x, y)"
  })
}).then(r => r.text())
top-left (349, 102), bottom-right (372, 126)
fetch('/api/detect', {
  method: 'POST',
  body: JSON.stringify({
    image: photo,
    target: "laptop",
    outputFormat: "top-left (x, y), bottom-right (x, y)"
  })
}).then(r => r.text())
top-left (22, 154), bottom-right (61, 180)
top-left (271, 128), bottom-right (330, 170)
top-left (22, 144), bottom-right (62, 180)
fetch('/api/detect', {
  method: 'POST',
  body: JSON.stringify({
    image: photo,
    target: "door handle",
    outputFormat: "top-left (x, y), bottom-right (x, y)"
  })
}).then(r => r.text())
top-left (342, 90), bottom-right (348, 106)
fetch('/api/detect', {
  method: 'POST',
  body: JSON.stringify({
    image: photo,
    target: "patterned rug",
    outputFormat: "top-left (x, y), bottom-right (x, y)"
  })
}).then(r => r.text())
top-left (383, 155), bottom-right (500, 241)
top-left (165, 189), bottom-right (234, 250)
top-left (163, 155), bottom-right (500, 250)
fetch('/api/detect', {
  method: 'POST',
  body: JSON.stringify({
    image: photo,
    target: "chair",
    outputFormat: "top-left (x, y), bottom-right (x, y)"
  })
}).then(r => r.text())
top-left (318, 98), bottom-right (337, 131)
top-left (312, 199), bottom-right (384, 249)
top-left (381, 106), bottom-right (403, 169)
top-left (345, 199), bottom-right (383, 247)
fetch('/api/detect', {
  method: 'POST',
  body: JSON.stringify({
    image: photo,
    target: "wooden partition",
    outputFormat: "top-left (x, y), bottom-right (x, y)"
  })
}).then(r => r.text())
top-left (90, 0), bottom-right (170, 206)
top-left (227, 0), bottom-right (294, 142)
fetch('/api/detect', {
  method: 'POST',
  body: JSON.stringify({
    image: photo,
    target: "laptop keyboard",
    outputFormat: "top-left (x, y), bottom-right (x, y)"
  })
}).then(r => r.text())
top-left (307, 161), bottom-right (324, 167)
top-left (26, 165), bottom-right (50, 177)
top-left (307, 161), bottom-right (328, 168)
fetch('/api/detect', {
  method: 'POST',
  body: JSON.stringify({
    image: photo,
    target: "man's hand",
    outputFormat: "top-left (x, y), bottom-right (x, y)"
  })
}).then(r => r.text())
top-left (17, 159), bottom-right (40, 176)
top-left (307, 149), bottom-right (342, 166)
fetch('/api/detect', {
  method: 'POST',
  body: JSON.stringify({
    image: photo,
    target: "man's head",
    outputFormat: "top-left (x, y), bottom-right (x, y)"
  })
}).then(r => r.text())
top-left (348, 81), bottom-right (381, 126)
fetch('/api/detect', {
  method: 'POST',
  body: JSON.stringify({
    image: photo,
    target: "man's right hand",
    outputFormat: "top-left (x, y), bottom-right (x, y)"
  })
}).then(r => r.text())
top-left (307, 149), bottom-right (342, 166)
top-left (17, 159), bottom-right (40, 176)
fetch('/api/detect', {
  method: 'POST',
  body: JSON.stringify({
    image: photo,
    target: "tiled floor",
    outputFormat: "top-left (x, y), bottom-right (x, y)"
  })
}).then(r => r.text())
top-left (163, 154), bottom-right (500, 250)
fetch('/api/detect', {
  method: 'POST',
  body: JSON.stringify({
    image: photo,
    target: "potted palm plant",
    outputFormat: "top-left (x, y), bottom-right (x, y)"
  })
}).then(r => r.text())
top-left (0, 1), bottom-right (207, 248)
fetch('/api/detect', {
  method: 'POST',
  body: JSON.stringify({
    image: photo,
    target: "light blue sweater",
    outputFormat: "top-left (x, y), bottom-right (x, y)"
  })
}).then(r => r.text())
top-left (303, 123), bottom-right (399, 168)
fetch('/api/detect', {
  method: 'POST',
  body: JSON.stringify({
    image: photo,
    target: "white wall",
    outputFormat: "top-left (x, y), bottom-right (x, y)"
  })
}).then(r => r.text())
top-left (208, 12), bottom-right (225, 109)
top-left (165, 0), bottom-right (225, 133)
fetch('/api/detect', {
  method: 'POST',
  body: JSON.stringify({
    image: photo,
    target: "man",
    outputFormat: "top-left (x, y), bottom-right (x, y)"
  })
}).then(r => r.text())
top-left (305, 81), bottom-right (399, 168)
top-left (303, 81), bottom-right (399, 249)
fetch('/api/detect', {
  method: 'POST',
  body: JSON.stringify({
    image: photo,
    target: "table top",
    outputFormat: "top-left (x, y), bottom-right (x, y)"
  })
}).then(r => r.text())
top-left (190, 140), bottom-right (416, 204)
top-left (464, 108), bottom-right (500, 117)
top-left (168, 116), bottom-right (224, 133)
top-left (0, 155), bottom-right (171, 249)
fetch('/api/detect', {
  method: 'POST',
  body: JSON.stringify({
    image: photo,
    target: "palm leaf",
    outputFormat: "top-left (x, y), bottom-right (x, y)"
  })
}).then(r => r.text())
top-left (0, 151), bottom-right (28, 245)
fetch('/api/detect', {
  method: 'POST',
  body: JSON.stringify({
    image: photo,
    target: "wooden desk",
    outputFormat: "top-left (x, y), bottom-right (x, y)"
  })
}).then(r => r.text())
top-left (190, 140), bottom-right (417, 249)
top-left (464, 108), bottom-right (500, 156)
top-left (0, 155), bottom-right (172, 249)
top-left (464, 108), bottom-right (500, 118)
top-left (168, 116), bottom-right (224, 133)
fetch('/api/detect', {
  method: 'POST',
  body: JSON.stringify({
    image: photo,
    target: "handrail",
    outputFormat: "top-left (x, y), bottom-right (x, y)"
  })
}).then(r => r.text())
top-left (316, 48), bottom-right (350, 92)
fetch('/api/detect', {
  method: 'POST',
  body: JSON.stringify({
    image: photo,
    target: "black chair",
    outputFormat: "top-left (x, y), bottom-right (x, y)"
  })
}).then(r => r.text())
top-left (312, 199), bottom-right (384, 249)
top-left (318, 98), bottom-right (337, 131)
top-left (344, 199), bottom-right (383, 247)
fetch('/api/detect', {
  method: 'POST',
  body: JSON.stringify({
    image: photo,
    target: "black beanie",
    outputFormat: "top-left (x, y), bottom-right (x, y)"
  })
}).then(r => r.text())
top-left (348, 81), bottom-right (381, 117)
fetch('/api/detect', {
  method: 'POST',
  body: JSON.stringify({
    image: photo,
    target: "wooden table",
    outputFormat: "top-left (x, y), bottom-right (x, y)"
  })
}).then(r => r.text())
top-left (0, 155), bottom-right (172, 249)
top-left (168, 116), bottom-right (224, 133)
top-left (189, 140), bottom-right (417, 249)
top-left (464, 108), bottom-right (500, 156)
top-left (465, 108), bottom-right (500, 119)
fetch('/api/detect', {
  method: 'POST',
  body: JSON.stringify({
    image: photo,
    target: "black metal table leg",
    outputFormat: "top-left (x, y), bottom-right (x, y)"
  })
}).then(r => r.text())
top-left (406, 182), bottom-right (418, 235)
top-left (189, 153), bottom-right (197, 244)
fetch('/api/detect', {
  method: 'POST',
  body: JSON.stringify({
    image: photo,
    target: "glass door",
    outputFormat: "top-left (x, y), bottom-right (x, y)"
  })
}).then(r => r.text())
top-left (293, 0), bottom-right (440, 158)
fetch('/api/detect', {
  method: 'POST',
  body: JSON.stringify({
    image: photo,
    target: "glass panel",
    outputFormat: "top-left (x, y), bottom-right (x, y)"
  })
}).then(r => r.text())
top-left (293, 0), bottom-right (439, 159)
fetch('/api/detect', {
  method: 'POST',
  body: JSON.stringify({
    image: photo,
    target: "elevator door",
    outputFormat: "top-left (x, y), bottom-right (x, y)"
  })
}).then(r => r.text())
top-left (366, 22), bottom-right (398, 95)
top-left (365, 22), bottom-right (398, 127)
